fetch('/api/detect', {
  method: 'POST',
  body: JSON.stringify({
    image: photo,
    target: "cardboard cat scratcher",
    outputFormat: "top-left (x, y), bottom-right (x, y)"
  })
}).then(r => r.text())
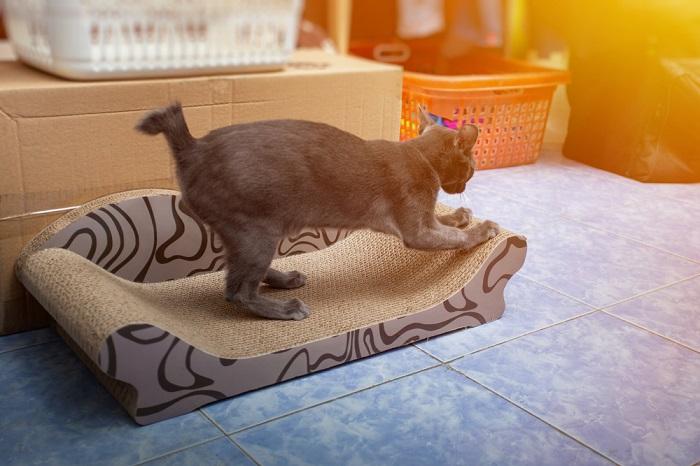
top-left (16, 189), bottom-right (527, 425)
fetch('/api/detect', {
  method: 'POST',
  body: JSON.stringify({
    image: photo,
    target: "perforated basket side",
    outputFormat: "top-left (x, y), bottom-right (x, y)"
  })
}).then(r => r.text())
top-left (4, 0), bottom-right (304, 79)
top-left (401, 84), bottom-right (557, 169)
top-left (4, 0), bottom-right (51, 67)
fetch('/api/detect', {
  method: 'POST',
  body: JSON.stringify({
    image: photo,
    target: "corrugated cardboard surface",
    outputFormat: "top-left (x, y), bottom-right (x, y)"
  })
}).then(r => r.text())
top-left (0, 49), bottom-right (402, 335)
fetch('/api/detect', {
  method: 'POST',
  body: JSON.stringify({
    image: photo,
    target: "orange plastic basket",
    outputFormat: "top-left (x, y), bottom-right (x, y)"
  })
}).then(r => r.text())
top-left (351, 41), bottom-right (569, 169)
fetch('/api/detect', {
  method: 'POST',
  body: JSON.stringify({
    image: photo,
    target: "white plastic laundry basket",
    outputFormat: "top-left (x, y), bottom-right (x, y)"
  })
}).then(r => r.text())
top-left (4, 0), bottom-right (304, 80)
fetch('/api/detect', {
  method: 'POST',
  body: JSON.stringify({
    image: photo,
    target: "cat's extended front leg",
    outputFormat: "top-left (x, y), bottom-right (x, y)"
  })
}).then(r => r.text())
top-left (403, 219), bottom-right (500, 251)
top-left (221, 230), bottom-right (310, 320)
top-left (437, 207), bottom-right (473, 229)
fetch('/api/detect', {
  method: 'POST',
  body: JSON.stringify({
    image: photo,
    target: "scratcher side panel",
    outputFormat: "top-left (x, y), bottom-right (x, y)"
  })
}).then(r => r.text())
top-left (98, 236), bottom-right (526, 425)
top-left (55, 325), bottom-right (139, 419)
top-left (40, 194), bottom-right (350, 283)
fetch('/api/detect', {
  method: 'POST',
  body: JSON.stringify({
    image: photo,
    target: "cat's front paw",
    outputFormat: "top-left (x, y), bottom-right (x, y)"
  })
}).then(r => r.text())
top-left (275, 270), bottom-right (307, 289)
top-left (286, 271), bottom-right (307, 289)
top-left (481, 220), bottom-right (501, 239)
top-left (440, 207), bottom-right (473, 228)
top-left (453, 207), bottom-right (473, 228)
top-left (283, 298), bottom-right (311, 320)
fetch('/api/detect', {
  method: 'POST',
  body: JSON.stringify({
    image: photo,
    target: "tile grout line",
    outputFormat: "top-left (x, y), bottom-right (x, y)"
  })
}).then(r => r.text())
top-left (601, 310), bottom-right (700, 354)
top-left (228, 364), bottom-right (442, 435)
top-left (516, 274), bottom-right (600, 309)
top-left (474, 184), bottom-right (700, 265)
top-left (444, 365), bottom-right (621, 466)
top-left (521, 269), bottom-right (700, 315)
top-left (597, 272), bottom-right (700, 310)
top-left (226, 436), bottom-right (264, 466)
top-left (411, 341), bottom-right (450, 363)
top-left (652, 193), bottom-right (700, 209)
top-left (199, 410), bottom-right (265, 466)
top-left (555, 215), bottom-right (700, 265)
top-left (130, 409), bottom-right (228, 465)
top-left (440, 308), bottom-right (600, 364)
top-left (131, 434), bottom-right (226, 466)
top-left (199, 409), bottom-right (229, 435)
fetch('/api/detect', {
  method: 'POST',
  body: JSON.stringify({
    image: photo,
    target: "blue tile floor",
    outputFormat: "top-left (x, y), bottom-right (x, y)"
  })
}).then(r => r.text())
top-left (3, 147), bottom-right (699, 465)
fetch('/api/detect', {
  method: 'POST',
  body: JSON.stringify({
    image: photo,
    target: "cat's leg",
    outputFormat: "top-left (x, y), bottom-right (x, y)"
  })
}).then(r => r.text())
top-left (221, 229), bottom-right (310, 320)
top-left (437, 207), bottom-right (473, 229)
top-left (263, 268), bottom-right (307, 289)
top-left (402, 217), bottom-right (500, 251)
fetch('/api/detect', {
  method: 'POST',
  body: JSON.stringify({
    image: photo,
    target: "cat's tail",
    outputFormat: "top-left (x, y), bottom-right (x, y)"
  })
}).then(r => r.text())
top-left (136, 102), bottom-right (196, 156)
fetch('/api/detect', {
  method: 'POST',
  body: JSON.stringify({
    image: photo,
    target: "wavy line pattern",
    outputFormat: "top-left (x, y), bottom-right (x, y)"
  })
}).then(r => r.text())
top-left (42, 194), bottom-right (350, 283)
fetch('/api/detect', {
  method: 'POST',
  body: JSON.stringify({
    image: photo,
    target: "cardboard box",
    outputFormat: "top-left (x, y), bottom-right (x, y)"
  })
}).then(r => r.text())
top-left (0, 49), bottom-right (402, 335)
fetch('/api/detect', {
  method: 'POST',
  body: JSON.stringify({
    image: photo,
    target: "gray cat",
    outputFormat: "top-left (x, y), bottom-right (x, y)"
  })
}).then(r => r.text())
top-left (137, 103), bottom-right (500, 321)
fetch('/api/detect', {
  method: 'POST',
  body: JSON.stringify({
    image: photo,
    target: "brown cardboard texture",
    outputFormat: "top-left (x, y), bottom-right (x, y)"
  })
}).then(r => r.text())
top-left (0, 49), bottom-right (402, 335)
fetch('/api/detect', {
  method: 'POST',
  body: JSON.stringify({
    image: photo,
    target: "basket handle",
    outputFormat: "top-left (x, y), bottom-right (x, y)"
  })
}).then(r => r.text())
top-left (373, 43), bottom-right (411, 64)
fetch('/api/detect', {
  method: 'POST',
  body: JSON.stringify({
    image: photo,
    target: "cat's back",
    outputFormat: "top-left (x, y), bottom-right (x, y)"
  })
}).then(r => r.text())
top-left (192, 120), bottom-right (383, 187)
top-left (202, 119), bottom-right (365, 155)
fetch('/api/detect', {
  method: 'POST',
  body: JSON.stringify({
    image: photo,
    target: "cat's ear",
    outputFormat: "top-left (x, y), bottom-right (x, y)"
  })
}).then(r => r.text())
top-left (455, 124), bottom-right (479, 149)
top-left (417, 105), bottom-right (435, 134)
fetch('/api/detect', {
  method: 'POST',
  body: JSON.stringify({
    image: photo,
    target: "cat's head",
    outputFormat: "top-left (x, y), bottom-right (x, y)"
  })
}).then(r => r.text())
top-left (418, 105), bottom-right (478, 194)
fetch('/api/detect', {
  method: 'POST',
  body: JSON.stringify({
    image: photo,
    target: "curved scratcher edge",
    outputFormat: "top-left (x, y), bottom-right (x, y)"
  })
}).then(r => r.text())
top-left (98, 235), bottom-right (526, 425)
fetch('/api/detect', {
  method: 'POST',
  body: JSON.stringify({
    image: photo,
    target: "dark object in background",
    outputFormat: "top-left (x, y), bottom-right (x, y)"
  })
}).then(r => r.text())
top-left (561, 1), bottom-right (700, 182)
top-left (624, 59), bottom-right (700, 182)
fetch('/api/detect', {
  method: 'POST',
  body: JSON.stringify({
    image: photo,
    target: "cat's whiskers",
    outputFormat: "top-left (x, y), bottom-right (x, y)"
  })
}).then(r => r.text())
top-left (459, 191), bottom-right (469, 207)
